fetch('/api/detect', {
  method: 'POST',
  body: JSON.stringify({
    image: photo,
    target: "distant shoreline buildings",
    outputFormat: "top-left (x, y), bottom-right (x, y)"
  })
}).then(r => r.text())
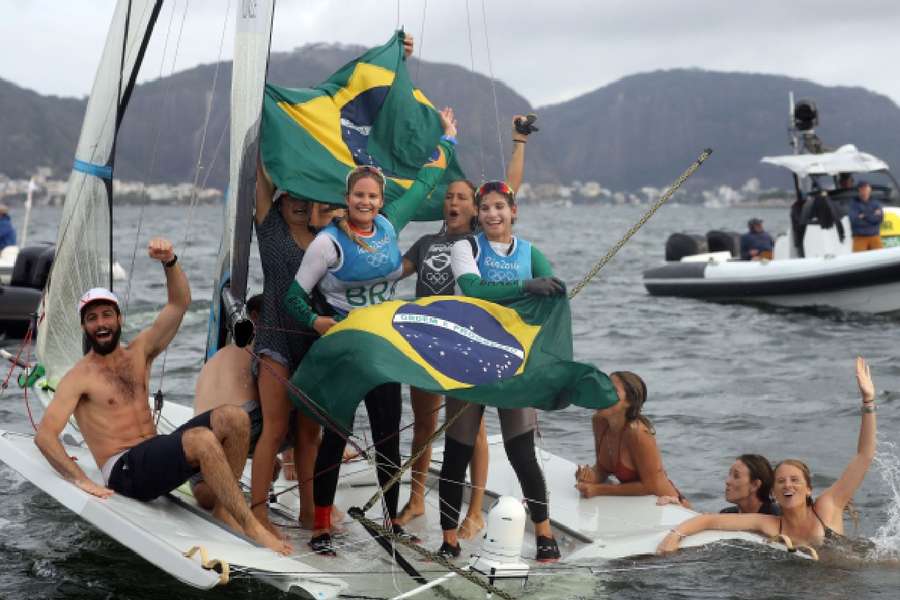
top-left (0, 168), bottom-right (791, 209)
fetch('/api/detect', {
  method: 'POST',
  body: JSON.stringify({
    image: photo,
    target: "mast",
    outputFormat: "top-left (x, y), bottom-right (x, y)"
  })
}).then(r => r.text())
top-left (205, 0), bottom-right (276, 356)
top-left (35, 0), bottom-right (163, 384)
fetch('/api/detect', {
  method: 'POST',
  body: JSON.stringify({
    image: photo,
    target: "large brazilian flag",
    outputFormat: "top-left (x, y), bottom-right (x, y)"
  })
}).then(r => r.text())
top-left (260, 31), bottom-right (466, 221)
top-left (290, 295), bottom-right (618, 433)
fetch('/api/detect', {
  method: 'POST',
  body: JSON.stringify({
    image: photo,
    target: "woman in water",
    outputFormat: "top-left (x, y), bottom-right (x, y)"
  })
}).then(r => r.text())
top-left (575, 371), bottom-right (686, 504)
top-left (438, 178), bottom-right (566, 562)
top-left (658, 357), bottom-right (877, 554)
top-left (395, 115), bottom-right (535, 540)
top-left (250, 164), bottom-right (341, 534)
top-left (720, 454), bottom-right (779, 515)
top-left (284, 108), bottom-right (458, 556)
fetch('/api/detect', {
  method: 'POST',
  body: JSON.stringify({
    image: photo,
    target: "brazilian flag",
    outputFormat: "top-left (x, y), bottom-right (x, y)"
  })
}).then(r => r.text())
top-left (260, 31), bottom-right (466, 221)
top-left (290, 295), bottom-right (618, 433)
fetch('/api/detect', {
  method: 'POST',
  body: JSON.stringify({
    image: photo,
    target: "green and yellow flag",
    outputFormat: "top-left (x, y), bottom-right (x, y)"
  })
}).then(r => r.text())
top-left (290, 295), bottom-right (618, 433)
top-left (260, 31), bottom-right (465, 221)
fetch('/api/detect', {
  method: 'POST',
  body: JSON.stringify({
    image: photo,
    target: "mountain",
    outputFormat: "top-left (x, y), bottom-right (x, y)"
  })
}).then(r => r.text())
top-left (0, 78), bottom-right (84, 180)
top-left (3, 51), bottom-right (900, 192)
top-left (537, 69), bottom-right (900, 189)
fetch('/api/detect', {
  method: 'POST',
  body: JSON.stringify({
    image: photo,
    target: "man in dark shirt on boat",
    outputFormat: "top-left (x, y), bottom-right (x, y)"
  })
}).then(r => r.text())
top-left (0, 204), bottom-right (16, 251)
top-left (34, 238), bottom-right (291, 555)
top-left (740, 218), bottom-right (774, 260)
top-left (849, 181), bottom-right (884, 252)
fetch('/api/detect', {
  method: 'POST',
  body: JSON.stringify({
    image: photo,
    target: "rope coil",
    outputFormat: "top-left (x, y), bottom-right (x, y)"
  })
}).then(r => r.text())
top-left (183, 545), bottom-right (231, 585)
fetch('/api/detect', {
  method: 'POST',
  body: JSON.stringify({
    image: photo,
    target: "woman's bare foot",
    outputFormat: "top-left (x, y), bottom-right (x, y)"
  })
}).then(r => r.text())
top-left (246, 521), bottom-right (293, 555)
top-left (457, 513), bottom-right (485, 540)
top-left (252, 505), bottom-right (284, 538)
top-left (395, 501), bottom-right (425, 526)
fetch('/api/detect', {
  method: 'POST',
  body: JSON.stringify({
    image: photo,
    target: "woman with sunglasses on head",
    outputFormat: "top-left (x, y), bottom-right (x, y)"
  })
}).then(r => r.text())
top-left (574, 371), bottom-right (687, 505)
top-left (250, 164), bottom-right (343, 538)
top-left (437, 175), bottom-right (566, 562)
top-left (395, 115), bottom-right (535, 540)
top-left (658, 357), bottom-right (877, 556)
top-left (284, 108), bottom-right (458, 556)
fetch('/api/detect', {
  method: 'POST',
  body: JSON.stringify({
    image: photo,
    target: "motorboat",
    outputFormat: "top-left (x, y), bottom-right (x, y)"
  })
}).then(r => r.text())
top-left (644, 98), bottom-right (900, 313)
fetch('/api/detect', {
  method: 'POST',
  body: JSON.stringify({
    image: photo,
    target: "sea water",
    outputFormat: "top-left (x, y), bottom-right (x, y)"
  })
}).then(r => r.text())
top-left (2, 203), bottom-right (899, 599)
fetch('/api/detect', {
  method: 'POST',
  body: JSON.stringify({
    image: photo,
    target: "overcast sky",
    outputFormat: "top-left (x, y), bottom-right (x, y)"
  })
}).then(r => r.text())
top-left (2, 0), bottom-right (899, 109)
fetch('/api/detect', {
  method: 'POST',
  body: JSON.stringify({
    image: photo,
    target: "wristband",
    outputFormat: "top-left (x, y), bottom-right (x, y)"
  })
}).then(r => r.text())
top-left (861, 404), bottom-right (876, 414)
top-left (163, 254), bottom-right (178, 268)
top-left (440, 135), bottom-right (457, 146)
top-left (669, 528), bottom-right (687, 538)
top-left (513, 139), bottom-right (526, 144)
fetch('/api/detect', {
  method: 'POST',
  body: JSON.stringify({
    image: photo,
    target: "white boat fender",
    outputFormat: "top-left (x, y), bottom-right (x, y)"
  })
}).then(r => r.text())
top-left (470, 496), bottom-right (530, 584)
top-left (183, 545), bottom-right (230, 585)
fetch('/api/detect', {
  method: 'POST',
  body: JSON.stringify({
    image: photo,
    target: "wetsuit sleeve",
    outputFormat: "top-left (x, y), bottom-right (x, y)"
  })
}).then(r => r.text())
top-left (451, 239), bottom-right (524, 301)
top-left (382, 139), bottom-right (456, 233)
top-left (285, 234), bottom-right (339, 327)
top-left (531, 246), bottom-right (554, 278)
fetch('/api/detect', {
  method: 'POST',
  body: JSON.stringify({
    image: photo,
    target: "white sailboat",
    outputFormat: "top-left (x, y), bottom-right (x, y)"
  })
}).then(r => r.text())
top-left (0, 2), bottom-right (800, 597)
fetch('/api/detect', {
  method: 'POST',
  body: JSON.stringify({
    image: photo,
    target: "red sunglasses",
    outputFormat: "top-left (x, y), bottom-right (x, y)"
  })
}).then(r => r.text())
top-left (476, 180), bottom-right (515, 201)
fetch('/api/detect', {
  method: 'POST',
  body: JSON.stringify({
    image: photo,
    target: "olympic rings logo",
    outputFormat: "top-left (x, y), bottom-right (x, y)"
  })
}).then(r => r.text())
top-left (486, 270), bottom-right (518, 283)
top-left (366, 251), bottom-right (391, 268)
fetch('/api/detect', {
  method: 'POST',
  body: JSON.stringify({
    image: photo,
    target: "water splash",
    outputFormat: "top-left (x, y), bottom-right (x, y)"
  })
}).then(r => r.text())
top-left (868, 441), bottom-right (900, 560)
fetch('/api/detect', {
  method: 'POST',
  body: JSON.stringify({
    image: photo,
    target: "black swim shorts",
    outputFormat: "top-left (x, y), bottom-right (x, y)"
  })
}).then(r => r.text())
top-left (107, 410), bottom-right (213, 501)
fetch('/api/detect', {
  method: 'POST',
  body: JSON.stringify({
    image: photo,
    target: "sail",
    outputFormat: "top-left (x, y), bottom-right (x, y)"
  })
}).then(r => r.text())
top-left (36, 0), bottom-right (163, 385)
top-left (205, 0), bottom-right (275, 358)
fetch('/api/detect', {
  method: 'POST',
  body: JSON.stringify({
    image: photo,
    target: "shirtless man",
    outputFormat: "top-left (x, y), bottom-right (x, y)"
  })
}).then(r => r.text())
top-left (34, 238), bottom-right (291, 555)
top-left (191, 294), bottom-right (286, 510)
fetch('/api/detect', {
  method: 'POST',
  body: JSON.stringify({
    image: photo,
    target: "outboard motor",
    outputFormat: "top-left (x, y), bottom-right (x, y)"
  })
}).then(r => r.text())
top-left (665, 233), bottom-right (707, 262)
top-left (470, 496), bottom-right (530, 586)
top-left (706, 230), bottom-right (740, 257)
top-left (9, 244), bottom-right (52, 289)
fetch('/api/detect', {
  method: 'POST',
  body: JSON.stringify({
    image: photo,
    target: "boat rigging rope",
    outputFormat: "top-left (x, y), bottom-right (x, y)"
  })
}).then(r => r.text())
top-left (480, 0), bottom-right (506, 178)
top-left (463, 0), bottom-right (487, 182)
top-left (348, 509), bottom-right (513, 600)
top-left (769, 533), bottom-right (819, 561)
top-left (415, 0), bottom-right (427, 82)
top-left (154, 1), bottom-right (233, 409)
top-left (183, 545), bottom-right (231, 585)
top-left (567, 148), bottom-right (713, 300)
top-left (122, 0), bottom-right (184, 321)
top-left (359, 403), bottom-right (471, 514)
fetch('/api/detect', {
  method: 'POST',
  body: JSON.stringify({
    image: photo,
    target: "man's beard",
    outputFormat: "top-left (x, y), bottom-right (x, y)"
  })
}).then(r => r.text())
top-left (85, 326), bottom-right (122, 356)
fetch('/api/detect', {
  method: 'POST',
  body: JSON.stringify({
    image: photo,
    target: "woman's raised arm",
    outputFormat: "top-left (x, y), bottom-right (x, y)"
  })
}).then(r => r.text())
top-left (819, 357), bottom-right (878, 512)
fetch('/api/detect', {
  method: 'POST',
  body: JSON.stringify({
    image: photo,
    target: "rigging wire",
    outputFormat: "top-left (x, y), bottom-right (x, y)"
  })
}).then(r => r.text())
top-left (122, 0), bottom-right (183, 322)
top-left (480, 0), bottom-right (506, 178)
top-left (154, 0), bottom-right (233, 399)
top-left (463, 0), bottom-right (486, 182)
top-left (414, 0), bottom-right (427, 82)
top-left (568, 149), bottom-right (713, 299)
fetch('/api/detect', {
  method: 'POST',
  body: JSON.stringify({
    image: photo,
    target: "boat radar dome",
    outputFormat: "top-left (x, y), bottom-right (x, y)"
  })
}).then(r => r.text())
top-left (793, 99), bottom-right (818, 132)
top-left (470, 496), bottom-right (530, 586)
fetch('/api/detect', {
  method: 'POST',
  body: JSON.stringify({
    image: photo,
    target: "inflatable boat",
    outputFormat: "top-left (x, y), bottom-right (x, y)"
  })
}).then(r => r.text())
top-left (644, 99), bottom-right (900, 313)
top-left (0, 244), bottom-right (53, 337)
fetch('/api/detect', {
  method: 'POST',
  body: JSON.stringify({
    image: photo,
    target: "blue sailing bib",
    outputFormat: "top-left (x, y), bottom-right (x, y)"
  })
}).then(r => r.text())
top-left (474, 232), bottom-right (532, 283)
top-left (319, 215), bottom-right (404, 313)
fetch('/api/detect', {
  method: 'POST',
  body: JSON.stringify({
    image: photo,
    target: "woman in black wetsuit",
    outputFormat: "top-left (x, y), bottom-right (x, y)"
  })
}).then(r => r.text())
top-left (658, 357), bottom-right (877, 554)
